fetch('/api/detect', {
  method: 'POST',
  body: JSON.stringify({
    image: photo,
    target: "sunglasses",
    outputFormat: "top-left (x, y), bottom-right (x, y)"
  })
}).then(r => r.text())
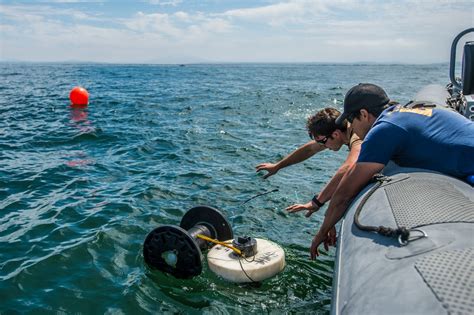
top-left (315, 136), bottom-right (329, 145)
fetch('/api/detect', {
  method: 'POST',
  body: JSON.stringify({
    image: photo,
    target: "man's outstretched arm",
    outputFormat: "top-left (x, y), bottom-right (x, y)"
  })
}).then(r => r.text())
top-left (315, 141), bottom-right (361, 204)
top-left (286, 141), bottom-right (361, 217)
top-left (310, 161), bottom-right (384, 259)
top-left (256, 141), bottom-right (325, 179)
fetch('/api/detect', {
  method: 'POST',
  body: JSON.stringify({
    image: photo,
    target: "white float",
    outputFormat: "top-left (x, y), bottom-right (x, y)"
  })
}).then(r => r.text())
top-left (207, 238), bottom-right (285, 283)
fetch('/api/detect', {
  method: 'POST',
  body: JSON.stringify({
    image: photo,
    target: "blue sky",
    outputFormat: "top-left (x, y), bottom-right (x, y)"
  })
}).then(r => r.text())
top-left (0, 0), bottom-right (473, 63)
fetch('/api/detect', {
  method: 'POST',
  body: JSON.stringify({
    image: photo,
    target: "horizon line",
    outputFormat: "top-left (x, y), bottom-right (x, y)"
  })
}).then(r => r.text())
top-left (0, 60), bottom-right (451, 66)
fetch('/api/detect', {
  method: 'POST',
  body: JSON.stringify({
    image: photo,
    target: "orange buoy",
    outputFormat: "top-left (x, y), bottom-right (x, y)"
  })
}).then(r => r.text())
top-left (69, 86), bottom-right (89, 106)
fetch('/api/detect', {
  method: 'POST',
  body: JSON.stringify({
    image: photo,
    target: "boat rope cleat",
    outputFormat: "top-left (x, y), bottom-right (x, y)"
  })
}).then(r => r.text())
top-left (354, 174), bottom-right (429, 247)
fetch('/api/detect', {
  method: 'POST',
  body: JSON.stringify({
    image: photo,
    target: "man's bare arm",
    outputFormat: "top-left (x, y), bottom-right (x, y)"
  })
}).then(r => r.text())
top-left (310, 162), bottom-right (384, 259)
top-left (286, 141), bottom-right (361, 217)
top-left (256, 141), bottom-right (325, 179)
top-left (316, 141), bottom-right (361, 203)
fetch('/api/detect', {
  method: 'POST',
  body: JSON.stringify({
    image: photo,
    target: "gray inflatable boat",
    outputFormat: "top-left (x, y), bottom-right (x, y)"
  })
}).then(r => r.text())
top-left (331, 29), bottom-right (474, 315)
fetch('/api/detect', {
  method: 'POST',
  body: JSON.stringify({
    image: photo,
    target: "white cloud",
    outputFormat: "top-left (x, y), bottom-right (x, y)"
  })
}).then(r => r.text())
top-left (36, 0), bottom-right (105, 3)
top-left (147, 0), bottom-right (183, 6)
top-left (0, 4), bottom-right (99, 21)
top-left (200, 18), bottom-right (233, 33)
top-left (0, 1), bottom-right (472, 63)
top-left (222, 0), bottom-right (330, 27)
top-left (224, 1), bottom-right (308, 19)
top-left (174, 11), bottom-right (190, 22)
top-left (121, 10), bottom-right (233, 40)
top-left (124, 12), bottom-right (180, 36)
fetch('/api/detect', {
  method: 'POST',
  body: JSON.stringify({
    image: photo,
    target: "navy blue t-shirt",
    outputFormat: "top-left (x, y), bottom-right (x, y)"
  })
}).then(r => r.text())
top-left (358, 105), bottom-right (474, 178)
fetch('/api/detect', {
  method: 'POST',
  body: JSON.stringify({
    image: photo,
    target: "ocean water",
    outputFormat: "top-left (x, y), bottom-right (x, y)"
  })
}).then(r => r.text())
top-left (0, 63), bottom-right (448, 313)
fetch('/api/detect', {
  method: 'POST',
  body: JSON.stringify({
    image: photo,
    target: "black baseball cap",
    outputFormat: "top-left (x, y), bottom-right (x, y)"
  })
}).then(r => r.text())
top-left (335, 83), bottom-right (390, 125)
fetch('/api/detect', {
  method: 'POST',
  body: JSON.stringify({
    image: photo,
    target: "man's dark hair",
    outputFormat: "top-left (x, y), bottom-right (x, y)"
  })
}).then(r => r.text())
top-left (306, 108), bottom-right (347, 139)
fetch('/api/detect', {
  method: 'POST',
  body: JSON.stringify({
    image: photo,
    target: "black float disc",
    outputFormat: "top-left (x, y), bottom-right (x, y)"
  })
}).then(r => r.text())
top-left (180, 206), bottom-right (233, 241)
top-left (143, 225), bottom-right (202, 279)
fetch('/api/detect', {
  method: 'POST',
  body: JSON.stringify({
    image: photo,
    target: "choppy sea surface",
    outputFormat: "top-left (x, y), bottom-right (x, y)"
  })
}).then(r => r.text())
top-left (0, 63), bottom-right (448, 313)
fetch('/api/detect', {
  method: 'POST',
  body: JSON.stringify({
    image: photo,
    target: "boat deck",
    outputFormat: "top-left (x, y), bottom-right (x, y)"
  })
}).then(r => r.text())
top-left (332, 163), bottom-right (474, 314)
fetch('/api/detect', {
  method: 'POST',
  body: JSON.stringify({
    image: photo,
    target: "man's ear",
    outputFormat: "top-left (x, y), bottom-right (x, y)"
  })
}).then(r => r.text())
top-left (332, 129), bottom-right (342, 139)
top-left (360, 109), bottom-right (370, 120)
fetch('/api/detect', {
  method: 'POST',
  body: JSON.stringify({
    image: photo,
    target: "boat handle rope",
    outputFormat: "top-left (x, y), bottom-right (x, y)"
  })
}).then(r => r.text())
top-left (353, 174), bottom-right (427, 246)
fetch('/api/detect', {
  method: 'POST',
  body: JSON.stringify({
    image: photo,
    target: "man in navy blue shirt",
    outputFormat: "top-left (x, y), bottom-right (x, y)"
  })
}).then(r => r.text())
top-left (310, 83), bottom-right (474, 259)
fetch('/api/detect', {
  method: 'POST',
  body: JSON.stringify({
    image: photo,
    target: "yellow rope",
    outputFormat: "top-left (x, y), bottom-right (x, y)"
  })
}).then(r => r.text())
top-left (196, 234), bottom-right (242, 256)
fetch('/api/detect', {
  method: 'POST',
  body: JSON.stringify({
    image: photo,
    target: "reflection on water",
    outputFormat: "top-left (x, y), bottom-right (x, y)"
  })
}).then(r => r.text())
top-left (70, 105), bottom-right (95, 132)
top-left (67, 106), bottom-right (96, 168)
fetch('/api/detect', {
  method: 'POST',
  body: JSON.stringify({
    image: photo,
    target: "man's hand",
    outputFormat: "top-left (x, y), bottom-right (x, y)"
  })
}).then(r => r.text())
top-left (256, 163), bottom-right (279, 179)
top-left (309, 162), bottom-right (385, 260)
top-left (286, 201), bottom-right (319, 218)
top-left (324, 227), bottom-right (337, 250)
top-left (310, 227), bottom-right (337, 260)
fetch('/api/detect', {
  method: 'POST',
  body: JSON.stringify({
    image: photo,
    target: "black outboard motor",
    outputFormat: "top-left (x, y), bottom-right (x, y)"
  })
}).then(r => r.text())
top-left (448, 28), bottom-right (474, 121)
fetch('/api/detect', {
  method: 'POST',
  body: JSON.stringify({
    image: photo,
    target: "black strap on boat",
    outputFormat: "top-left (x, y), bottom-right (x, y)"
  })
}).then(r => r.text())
top-left (353, 174), bottom-right (411, 245)
top-left (403, 101), bottom-right (437, 109)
